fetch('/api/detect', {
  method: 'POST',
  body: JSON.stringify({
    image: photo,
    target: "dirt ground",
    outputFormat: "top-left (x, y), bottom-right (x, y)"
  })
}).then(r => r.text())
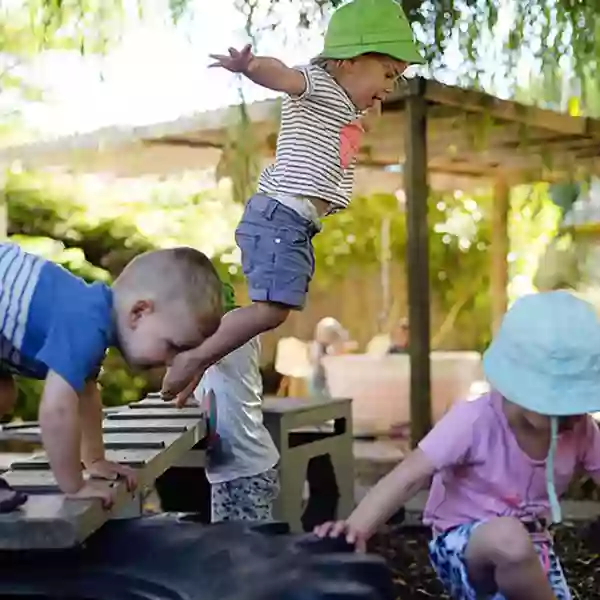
top-left (369, 520), bottom-right (600, 599)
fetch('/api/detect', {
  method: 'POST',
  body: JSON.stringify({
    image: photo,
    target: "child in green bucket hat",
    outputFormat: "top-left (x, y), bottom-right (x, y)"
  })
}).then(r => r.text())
top-left (316, 290), bottom-right (600, 599)
top-left (161, 0), bottom-right (424, 400)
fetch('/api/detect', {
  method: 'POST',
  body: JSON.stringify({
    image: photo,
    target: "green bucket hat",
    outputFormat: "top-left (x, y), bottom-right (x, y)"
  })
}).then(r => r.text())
top-left (320, 0), bottom-right (424, 65)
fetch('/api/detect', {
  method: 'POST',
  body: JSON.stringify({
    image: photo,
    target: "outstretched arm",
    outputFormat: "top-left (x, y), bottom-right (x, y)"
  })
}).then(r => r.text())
top-left (315, 449), bottom-right (434, 550)
top-left (210, 44), bottom-right (306, 96)
top-left (80, 380), bottom-right (138, 491)
top-left (346, 449), bottom-right (434, 536)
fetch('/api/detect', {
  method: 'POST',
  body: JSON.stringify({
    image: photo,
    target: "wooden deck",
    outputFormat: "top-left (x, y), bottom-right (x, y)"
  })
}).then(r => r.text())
top-left (0, 398), bottom-right (206, 550)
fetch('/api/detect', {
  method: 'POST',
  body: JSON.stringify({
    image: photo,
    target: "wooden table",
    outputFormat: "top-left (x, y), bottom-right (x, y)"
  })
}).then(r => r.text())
top-left (0, 401), bottom-right (206, 550)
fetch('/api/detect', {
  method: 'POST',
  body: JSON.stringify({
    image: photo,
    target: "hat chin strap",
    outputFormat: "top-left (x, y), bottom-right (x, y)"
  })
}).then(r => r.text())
top-left (546, 416), bottom-right (561, 524)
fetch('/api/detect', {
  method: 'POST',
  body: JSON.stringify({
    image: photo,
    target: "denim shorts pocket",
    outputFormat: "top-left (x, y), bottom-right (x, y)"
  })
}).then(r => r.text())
top-left (274, 227), bottom-right (309, 247)
top-left (235, 231), bottom-right (259, 275)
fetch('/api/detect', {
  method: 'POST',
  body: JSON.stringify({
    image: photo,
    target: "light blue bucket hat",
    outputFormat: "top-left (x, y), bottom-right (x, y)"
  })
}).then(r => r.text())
top-left (483, 290), bottom-right (600, 523)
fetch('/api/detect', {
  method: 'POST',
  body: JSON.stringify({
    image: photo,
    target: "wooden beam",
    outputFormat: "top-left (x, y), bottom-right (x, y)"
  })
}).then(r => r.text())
top-left (424, 80), bottom-right (600, 139)
top-left (491, 180), bottom-right (510, 333)
top-left (404, 78), bottom-right (432, 445)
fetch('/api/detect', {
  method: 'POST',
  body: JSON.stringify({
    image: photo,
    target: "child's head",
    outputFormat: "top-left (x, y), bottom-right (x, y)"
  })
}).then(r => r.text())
top-left (112, 247), bottom-right (223, 369)
top-left (315, 317), bottom-right (347, 346)
top-left (483, 290), bottom-right (600, 523)
top-left (315, 0), bottom-right (423, 111)
top-left (483, 290), bottom-right (600, 420)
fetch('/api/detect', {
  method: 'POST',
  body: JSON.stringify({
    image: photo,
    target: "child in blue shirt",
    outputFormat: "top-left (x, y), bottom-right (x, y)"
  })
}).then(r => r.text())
top-left (0, 243), bottom-right (222, 512)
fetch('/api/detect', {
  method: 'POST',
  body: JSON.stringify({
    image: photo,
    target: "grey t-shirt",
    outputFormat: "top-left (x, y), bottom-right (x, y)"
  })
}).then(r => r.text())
top-left (194, 333), bottom-right (279, 484)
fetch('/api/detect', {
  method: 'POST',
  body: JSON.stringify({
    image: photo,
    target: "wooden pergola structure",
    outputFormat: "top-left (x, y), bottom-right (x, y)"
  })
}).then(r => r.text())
top-left (2, 76), bottom-right (600, 443)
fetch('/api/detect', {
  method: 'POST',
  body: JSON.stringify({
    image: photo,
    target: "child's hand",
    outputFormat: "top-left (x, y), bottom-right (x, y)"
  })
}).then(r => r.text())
top-left (313, 521), bottom-right (368, 553)
top-left (209, 44), bottom-right (254, 73)
top-left (66, 480), bottom-right (118, 509)
top-left (86, 459), bottom-right (138, 492)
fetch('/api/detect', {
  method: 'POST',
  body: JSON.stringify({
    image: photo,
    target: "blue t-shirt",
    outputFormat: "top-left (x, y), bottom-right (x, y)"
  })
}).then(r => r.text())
top-left (0, 243), bottom-right (115, 392)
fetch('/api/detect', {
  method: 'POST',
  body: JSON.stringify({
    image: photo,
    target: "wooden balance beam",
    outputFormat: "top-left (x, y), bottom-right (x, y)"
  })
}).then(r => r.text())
top-left (0, 400), bottom-right (206, 551)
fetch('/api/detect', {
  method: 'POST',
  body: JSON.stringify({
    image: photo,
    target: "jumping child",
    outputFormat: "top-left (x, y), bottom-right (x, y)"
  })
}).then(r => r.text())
top-left (161, 0), bottom-right (424, 402)
top-left (0, 243), bottom-right (222, 511)
top-left (316, 290), bottom-right (600, 600)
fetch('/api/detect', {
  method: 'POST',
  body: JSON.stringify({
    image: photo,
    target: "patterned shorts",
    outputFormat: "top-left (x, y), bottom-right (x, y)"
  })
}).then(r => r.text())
top-left (211, 468), bottom-right (280, 523)
top-left (428, 522), bottom-right (571, 599)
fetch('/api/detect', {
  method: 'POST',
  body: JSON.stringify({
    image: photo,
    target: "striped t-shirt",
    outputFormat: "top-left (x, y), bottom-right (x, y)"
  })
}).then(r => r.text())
top-left (0, 243), bottom-right (115, 391)
top-left (257, 64), bottom-right (362, 211)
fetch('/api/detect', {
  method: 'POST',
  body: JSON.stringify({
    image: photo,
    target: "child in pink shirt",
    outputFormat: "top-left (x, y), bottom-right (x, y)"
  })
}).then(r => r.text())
top-left (316, 290), bottom-right (600, 600)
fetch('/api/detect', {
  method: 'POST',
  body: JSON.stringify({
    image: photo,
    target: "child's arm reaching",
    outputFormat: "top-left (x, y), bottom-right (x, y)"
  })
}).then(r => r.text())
top-left (39, 373), bottom-right (133, 507)
top-left (79, 382), bottom-right (137, 491)
top-left (209, 44), bottom-right (306, 96)
top-left (315, 448), bottom-right (435, 550)
top-left (39, 371), bottom-right (85, 494)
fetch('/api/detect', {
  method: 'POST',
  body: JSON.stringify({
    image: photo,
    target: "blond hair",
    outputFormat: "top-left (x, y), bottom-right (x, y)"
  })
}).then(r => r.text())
top-left (113, 247), bottom-right (223, 338)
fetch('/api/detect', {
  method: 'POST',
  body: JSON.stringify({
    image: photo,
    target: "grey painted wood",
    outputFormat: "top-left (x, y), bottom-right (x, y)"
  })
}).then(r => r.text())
top-left (0, 404), bottom-right (206, 550)
top-left (101, 418), bottom-right (199, 433)
top-left (262, 396), bottom-right (354, 533)
top-left (262, 396), bottom-right (351, 414)
top-left (102, 432), bottom-right (180, 450)
top-left (106, 407), bottom-right (204, 420)
top-left (10, 449), bottom-right (162, 471)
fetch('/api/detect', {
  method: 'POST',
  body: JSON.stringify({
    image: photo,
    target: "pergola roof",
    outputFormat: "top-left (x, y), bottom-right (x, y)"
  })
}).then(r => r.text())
top-left (2, 77), bottom-right (599, 191)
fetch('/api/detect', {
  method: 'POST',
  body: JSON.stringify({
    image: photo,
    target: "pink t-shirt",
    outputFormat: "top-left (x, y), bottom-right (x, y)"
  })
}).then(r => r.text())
top-left (419, 391), bottom-right (600, 533)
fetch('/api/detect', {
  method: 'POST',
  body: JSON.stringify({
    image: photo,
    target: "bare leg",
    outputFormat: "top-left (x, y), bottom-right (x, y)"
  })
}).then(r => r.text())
top-left (162, 302), bottom-right (289, 399)
top-left (192, 302), bottom-right (289, 368)
top-left (465, 517), bottom-right (557, 600)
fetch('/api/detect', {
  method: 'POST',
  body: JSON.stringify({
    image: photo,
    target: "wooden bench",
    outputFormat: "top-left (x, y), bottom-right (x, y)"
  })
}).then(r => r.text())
top-left (131, 395), bottom-right (355, 533)
top-left (0, 402), bottom-right (206, 550)
top-left (1, 394), bottom-right (354, 539)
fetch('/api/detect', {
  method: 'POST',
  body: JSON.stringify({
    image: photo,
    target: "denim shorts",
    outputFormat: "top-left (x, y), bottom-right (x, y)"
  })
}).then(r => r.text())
top-left (235, 194), bottom-right (319, 310)
top-left (428, 522), bottom-right (571, 599)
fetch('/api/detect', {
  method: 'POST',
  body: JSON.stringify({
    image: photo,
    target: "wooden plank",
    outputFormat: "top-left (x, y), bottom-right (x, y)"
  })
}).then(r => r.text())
top-left (404, 78), bottom-right (432, 445)
top-left (10, 448), bottom-right (162, 471)
top-left (4, 470), bottom-right (73, 493)
top-left (107, 407), bottom-right (204, 420)
top-left (0, 418), bottom-right (201, 440)
top-left (262, 396), bottom-right (350, 415)
top-left (101, 418), bottom-right (199, 433)
top-left (102, 432), bottom-right (180, 450)
top-left (424, 79), bottom-right (600, 138)
top-left (0, 417), bottom-right (205, 549)
top-left (129, 399), bottom-right (199, 409)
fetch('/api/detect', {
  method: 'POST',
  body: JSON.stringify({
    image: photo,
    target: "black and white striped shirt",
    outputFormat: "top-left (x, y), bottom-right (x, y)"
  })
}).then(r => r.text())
top-left (257, 64), bottom-right (362, 211)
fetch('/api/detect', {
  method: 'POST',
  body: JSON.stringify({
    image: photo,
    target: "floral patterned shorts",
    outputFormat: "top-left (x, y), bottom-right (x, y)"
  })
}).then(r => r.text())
top-left (428, 521), bottom-right (571, 599)
top-left (210, 468), bottom-right (280, 523)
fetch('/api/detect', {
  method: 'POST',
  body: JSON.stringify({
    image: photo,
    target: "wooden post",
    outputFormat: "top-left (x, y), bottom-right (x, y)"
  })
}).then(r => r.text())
top-left (404, 78), bottom-right (431, 445)
top-left (491, 180), bottom-right (510, 333)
